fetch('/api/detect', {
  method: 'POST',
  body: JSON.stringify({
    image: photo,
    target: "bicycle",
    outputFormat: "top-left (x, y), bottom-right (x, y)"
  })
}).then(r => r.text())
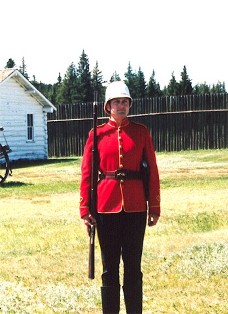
top-left (0, 127), bottom-right (12, 184)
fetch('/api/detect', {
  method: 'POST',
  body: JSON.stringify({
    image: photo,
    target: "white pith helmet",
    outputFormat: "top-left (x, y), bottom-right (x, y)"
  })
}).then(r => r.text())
top-left (104, 81), bottom-right (132, 114)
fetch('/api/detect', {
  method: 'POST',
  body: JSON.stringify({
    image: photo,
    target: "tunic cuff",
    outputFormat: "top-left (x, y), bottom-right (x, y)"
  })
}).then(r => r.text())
top-left (80, 206), bottom-right (90, 218)
top-left (148, 206), bottom-right (160, 217)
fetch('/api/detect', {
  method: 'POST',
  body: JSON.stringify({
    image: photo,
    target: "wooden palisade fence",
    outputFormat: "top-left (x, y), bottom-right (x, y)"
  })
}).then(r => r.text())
top-left (47, 93), bottom-right (228, 157)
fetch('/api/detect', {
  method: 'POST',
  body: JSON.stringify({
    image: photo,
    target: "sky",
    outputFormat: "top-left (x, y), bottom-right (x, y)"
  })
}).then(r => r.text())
top-left (0, 0), bottom-right (227, 89)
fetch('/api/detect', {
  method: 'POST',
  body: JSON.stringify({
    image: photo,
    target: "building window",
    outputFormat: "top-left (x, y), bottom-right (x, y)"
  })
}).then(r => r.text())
top-left (27, 114), bottom-right (34, 141)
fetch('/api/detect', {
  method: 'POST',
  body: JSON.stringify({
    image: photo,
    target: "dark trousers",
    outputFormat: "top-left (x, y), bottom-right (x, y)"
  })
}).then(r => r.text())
top-left (96, 210), bottom-right (147, 313)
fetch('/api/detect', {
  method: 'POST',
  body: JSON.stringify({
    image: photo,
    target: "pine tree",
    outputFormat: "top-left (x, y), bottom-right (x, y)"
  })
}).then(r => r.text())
top-left (110, 71), bottom-right (121, 82)
top-left (193, 82), bottom-right (210, 95)
top-left (5, 58), bottom-right (15, 68)
top-left (57, 73), bottom-right (62, 85)
top-left (50, 73), bottom-right (63, 106)
top-left (124, 62), bottom-right (137, 98)
top-left (179, 65), bottom-right (193, 95)
top-left (19, 57), bottom-right (29, 80)
top-left (59, 62), bottom-right (78, 104)
top-left (135, 67), bottom-right (146, 98)
top-left (147, 70), bottom-right (162, 97)
top-left (211, 81), bottom-right (226, 94)
top-left (76, 50), bottom-right (93, 102)
top-left (91, 61), bottom-right (105, 101)
top-left (167, 72), bottom-right (180, 96)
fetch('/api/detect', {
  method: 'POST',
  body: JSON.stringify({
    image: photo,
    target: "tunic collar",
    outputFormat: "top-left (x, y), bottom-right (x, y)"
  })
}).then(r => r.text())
top-left (108, 118), bottom-right (130, 128)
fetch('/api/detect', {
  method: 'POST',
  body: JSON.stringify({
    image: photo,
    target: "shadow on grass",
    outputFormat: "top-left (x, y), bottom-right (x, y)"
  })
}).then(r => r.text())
top-left (10, 158), bottom-right (79, 169)
top-left (0, 181), bottom-right (33, 188)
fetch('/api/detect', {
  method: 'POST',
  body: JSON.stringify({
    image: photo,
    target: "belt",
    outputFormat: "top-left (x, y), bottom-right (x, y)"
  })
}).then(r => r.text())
top-left (99, 169), bottom-right (142, 181)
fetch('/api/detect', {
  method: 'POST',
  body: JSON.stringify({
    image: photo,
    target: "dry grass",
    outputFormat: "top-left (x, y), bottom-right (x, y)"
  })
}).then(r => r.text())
top-left (0, 150), bottom-right (227, 313)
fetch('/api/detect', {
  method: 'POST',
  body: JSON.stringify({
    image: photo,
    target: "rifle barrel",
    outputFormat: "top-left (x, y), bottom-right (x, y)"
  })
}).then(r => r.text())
top-left (88, 225), bottom-right (95, 279)
top-left (88, 92), bottom-right (98, 279)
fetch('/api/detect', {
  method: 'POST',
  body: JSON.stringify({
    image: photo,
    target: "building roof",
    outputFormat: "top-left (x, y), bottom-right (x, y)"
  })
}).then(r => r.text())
top-left (0, 68), bottom-right (15, 82)
top-left (0, 68), bottom-right (56, 112)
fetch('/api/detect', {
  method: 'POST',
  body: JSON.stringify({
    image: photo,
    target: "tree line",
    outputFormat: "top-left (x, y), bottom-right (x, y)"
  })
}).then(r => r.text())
top-left (3, 50), bottom-right (227, 106)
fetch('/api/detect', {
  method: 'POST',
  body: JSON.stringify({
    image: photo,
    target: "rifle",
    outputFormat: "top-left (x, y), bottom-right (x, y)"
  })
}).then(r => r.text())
top-left (88, 91), bottom-right (98, 280)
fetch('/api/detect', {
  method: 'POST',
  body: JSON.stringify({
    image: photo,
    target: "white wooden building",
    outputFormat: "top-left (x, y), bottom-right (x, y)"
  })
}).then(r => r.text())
top-left (0, 68), bottom-right (56, 160)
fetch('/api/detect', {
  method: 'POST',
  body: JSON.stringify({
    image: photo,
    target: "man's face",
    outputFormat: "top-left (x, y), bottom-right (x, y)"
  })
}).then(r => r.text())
top-left (108, 97), bottom-right (130, 119)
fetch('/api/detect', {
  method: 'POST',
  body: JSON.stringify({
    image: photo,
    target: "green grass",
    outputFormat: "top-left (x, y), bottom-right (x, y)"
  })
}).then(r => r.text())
top-left (0, 149), bottom-right (227, 313)
top-left (0, 158), bottom-right (81, 198)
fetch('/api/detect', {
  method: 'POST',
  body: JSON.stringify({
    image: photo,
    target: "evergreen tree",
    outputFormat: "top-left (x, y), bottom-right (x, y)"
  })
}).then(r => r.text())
top-left (47, 73), bottom-right (63, 106)
top-left (53, 73), bottom-right (63, 105)
top-left (5, 58), bottom-right (15, 68)
top-left (179, 65), bottom-right (193, 95)
top-left (135, 67), bottom-right (146, 98)
top-left (193, 82), bottom-right (210, 95)
top-left (59, 62), bottom-right (78, 104)
top-left (167, 72), bottom-right (180, 96)
top-left (30, 75), bottom-right (53, 102)
top-left (76, 50), bottom-right (93, 102)
top-left (19, 57), bottom-right (29, 80)
top-left (57, 72), bottom-right (62, 85)
top-left (30, 75), bottom-right (39, 87)
top-left (211, 81), bottom-right (226, 94)
top-left (91, 61), bottom-right (105, 101)
top-left (49, 84), bottom-right (58, 106)
top-left (4, 50), bottom-right (226, 105)
top-left (147, 70), bottom-right (162, 97)
top-left (124, 62), bottom-right (137, 98)
top-left (162, 86), bottom-right (168, 96)
top-left (110, 71), bottom-right (121, 82)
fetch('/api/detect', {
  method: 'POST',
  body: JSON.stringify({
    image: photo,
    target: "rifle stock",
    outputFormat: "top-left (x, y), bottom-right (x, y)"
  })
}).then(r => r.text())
top-left (88, 92), bottom-right (98, 279)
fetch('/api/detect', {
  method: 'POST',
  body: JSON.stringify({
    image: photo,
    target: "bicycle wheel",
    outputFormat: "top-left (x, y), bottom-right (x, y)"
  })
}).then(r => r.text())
top-left (0, 150), bottom-right (10, 184)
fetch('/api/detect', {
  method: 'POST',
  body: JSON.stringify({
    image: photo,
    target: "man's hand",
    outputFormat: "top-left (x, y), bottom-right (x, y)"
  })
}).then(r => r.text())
top-left (148, 213), bottom-right (159, 227)
top-left (82, 214), bottom-right (97, 236)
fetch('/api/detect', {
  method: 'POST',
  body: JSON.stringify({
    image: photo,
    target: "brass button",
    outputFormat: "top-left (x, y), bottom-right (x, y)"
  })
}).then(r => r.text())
top-left (119, 164), bottom-right (123, 168)
top-left (120, 179), bottom-right (124, 183)
top-left (120, 154), bottom-right (123, 158)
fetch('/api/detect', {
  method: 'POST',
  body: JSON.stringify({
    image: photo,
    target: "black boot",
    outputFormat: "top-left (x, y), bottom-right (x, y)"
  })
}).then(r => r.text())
top-left (101, 286), bottom-right (120, 314)
top-left (123, 284), bottom-right (142, 314)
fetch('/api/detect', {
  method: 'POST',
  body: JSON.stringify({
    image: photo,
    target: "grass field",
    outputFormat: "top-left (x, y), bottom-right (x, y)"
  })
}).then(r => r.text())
top-left (0, 149), bottom-right (227, 313)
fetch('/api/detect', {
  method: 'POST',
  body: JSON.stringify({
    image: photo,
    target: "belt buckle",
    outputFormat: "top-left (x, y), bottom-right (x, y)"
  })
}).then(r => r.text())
top-left (115, 169), bottom-right (126, 181)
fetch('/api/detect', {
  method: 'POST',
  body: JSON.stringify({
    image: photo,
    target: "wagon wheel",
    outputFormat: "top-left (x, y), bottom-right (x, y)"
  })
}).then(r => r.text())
top-left (0, 150), bottom-right (10, 184)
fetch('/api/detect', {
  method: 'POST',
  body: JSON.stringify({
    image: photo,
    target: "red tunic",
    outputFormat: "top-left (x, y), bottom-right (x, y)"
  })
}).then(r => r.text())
top-left (79, 118), bottom-right (160, 217)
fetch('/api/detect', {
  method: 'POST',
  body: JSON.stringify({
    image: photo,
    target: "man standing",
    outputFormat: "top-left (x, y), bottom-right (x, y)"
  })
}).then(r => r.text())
top-left (80, 81), bottom-right (160, 313)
